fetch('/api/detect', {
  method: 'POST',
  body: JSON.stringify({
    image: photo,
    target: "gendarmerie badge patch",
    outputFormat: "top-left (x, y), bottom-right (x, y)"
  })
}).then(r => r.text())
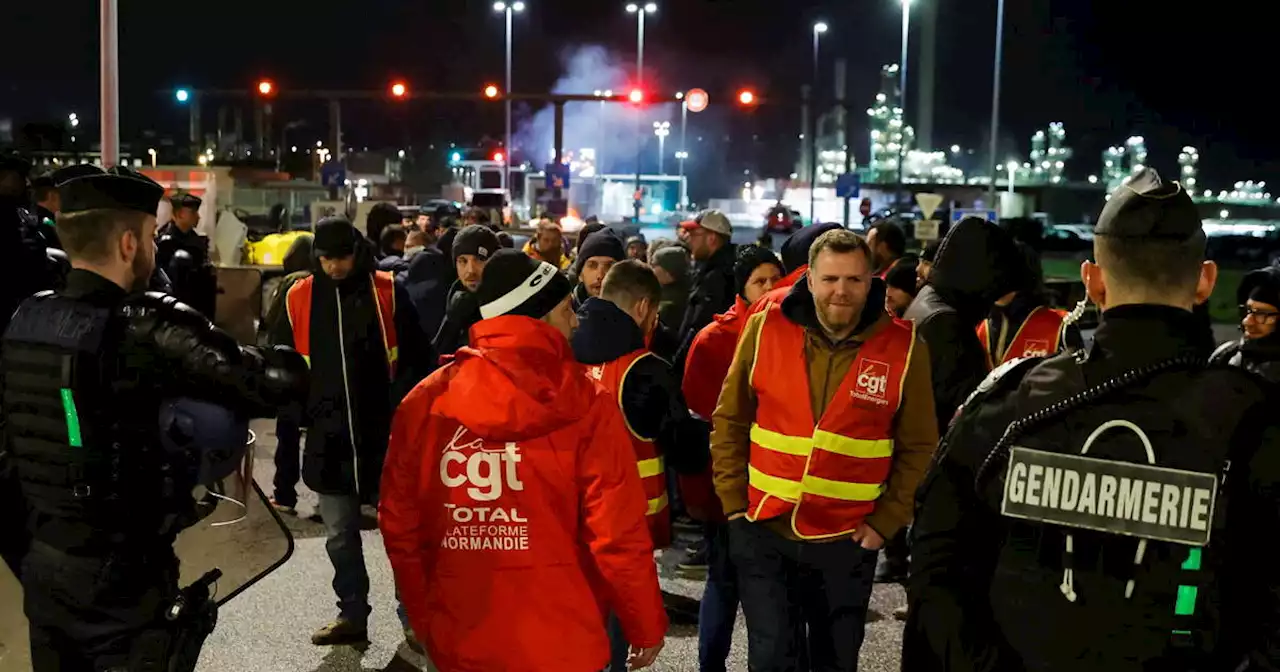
top-left (1001, 446), bottom-right (1217, 546)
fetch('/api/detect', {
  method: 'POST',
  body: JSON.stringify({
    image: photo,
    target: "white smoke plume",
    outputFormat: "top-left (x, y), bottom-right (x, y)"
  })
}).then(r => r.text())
top-left (515, 45), bottom-right (650, 174)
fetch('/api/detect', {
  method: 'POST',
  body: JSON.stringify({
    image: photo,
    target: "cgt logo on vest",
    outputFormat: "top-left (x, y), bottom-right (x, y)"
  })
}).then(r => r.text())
top-left (1021, 339), bottom-right (1051, 358)
top-left (852, 359), bottom-right (891, 406)
top-left (439, 426), bottom-right (531, 551)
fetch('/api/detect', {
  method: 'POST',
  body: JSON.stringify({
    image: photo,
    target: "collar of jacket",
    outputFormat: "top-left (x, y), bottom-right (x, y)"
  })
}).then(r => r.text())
top-left (779, 274), bottom-right (888, 345)
top-left (1090, 304), bottom-right (1215, 363)
top-left (570, 297), bottom-right (646, 364)
top-left (695, 242), bottom-right (736, 277)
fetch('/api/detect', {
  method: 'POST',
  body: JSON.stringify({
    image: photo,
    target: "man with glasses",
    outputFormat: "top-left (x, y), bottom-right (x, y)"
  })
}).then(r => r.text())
top-left (1211, 264), bottom-right (1280, 381)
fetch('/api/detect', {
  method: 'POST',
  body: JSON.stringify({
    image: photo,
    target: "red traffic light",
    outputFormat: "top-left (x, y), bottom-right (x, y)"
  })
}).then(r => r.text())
top-left (484, 84), bottom-right (501, 99)
top-left (492, 151), bottom-right (506, 163)
top-left (737, 89), bottom-right (756, 106)
top-left (628, 88), bottom-right (645, 104)
top-left (685, 88), bottom-right (709, 113)
top-left (390, 82), bottom-right (408, 98)
top-left (257, 80), bottom-right (275, 97)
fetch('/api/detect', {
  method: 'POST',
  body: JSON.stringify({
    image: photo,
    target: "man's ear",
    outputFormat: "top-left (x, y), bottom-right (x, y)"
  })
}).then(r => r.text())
top-left (1195, 261), bottom-right (1218, 306)
top-left (1081, 259), bottom-right (1106, 309)
top-left (119, 228), bottom-right (138, 264)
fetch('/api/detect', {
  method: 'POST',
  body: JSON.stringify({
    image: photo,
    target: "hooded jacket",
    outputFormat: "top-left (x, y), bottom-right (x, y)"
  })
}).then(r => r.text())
top-left (571, 298), bottom-right (709, 475)
top-left (433, 279), bottom-right (483, 360)
top-left (680, 295), bottom-right (751, 522)
top-left (400, 247), bottom-right (454, 344)
top-left (710, 278), bottom-right (939, 541)
top-left (675, 241), bottom-right (738, 372)
top-left (380, 316), bottom-right (667, 672)
top-left (262, 235), bottom-right (314, 342)
top-left (903, 217), bottom-right (1024, 432)
top-left (271, 238), bottom-right (431, 497)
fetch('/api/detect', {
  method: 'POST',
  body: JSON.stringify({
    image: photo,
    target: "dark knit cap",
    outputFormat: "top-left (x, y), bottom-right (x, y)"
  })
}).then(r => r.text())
top-left (651, 246), bottom-right (690, 283)
top-left (1240, 266), bottom-right (1280, 308)
top-left (577, 229), bottom-right (626, 265)
top-left (921, 239), bottom-right (942, 263)
top-left (475, 249), bottom-right (573, 320)
top-left (496, 231), bottom-right (515, 248)
top-left (575, 222), bottom-right (608, 254)
top-left (734, 246), bottom-right (782, 300)
top-left (452, 224), bottom-right (501, 262)
top-left (780, 222), bottom-right (843, 274)
top-left (884, 258), bottom-right (921, 295)
top-left (437, 226), bottom-right (460, 260)
top-left (313, 216), bottom-right (360, 258)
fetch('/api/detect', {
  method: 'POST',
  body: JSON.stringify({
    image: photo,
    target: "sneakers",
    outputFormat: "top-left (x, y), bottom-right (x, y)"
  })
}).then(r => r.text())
top-left (672, 514), bottom-right (701, 533)
top-left (676, 543), bottom-right (709, 577)
top-left (311, 618), bottom-right (368, 646)
top-left (269, 498), bottom-right (297, 516)
top-left (404, 626), bottom-right (425, 655)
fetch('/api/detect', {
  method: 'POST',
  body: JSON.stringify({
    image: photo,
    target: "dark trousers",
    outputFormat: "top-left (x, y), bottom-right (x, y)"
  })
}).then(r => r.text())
top-left (730, 520), bottom-right (878, 672)
top-left (23, 541), bottom-right (177, 672)
top-left (317, 493), bottom-right (409, 628)
top-left (271, 403), bottom-right (303, 507)
top-left (699, 522), bottom-right (739, 672)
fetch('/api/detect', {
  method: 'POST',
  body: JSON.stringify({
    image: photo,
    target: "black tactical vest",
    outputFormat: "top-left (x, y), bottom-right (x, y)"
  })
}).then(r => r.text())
top-left (2, 292), bottom-right (122, 525)
top-left (979, 353), bottom-right (1267, 671)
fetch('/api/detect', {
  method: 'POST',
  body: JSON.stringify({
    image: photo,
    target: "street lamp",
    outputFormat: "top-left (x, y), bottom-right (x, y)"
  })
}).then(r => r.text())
top-left (653, 121), bottom-right (670, 174)
top-left (810, 21), bottom-right (827, 225)
top-left (987, 0), bottom-right (1006, 207)
top-left (68, 113), bottom-right (79, 128)
top-left (1006, 160), bottom-right (1018, 195)
top-left (627, 2), bottom-right (657, 222)
top-left (675, 150), bottom-right (689, 209)
top-left (897, 0), bottom-right (912, 211)
top-left (494, 1), bottom-right (524, 194)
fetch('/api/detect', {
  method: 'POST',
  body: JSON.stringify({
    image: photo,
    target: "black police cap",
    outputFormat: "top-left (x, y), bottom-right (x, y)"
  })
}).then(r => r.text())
top-left (51, 163), bottom-right (108, 185)
top-left (1094, 167), bottom-right (1203, 241)
top-left (58, 166), bottom-right (165, 216)
top-left (170, 191), bottom-right (203, 209)
top-left (0, 153), bottom-right (31, 175)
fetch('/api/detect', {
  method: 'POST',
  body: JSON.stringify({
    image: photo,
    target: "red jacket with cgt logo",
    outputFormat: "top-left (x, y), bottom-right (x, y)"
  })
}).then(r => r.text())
top-left (379, 316), bottom-right (667, 672)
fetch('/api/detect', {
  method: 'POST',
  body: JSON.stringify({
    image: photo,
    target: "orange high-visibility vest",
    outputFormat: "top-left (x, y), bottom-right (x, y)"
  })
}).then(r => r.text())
top-left (977, 305), bottom-right (1066, 369)
top-left (585, 349), bottom-right (671, 549)
top-left (746, 307), bottom-right (914, 539)
top-left (285, 271), bottom-right (399, 375)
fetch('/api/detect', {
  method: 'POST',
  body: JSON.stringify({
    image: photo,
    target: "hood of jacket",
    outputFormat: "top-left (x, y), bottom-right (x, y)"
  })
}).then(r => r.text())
top-left (570, 297), bottom-right (646, 365)
top-left (283, 235), bottom-right (314, 274)
top-left (404, 246), bottom-right (451, 285)
top-left (439, 316), bottom-right (596, 442)
top-left (779, 273), bottom-right (887, 339)
top-left (780, 222), bottom-right (843, 274)
top-left (926, 217), bottom-right (1024, 325)
top-left (715, 296), bottom-right (749, 326)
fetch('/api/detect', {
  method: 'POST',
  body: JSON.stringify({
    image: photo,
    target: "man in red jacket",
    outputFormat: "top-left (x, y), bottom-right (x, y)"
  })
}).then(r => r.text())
top-left (380, 249), bottom-right (667, 672)
top-left (681, 245), bottom-right (784, 672)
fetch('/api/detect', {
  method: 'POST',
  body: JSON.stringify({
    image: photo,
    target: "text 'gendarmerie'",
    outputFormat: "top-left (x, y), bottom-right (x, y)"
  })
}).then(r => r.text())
top-left (1001, 446), bottom-right (1217, 546)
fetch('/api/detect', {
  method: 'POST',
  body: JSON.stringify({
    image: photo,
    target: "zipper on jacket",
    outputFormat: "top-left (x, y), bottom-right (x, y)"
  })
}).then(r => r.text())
top-left (335, 287), bottom-right (361, 497)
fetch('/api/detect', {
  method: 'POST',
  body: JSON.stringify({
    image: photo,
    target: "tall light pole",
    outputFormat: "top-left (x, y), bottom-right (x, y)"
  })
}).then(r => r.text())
top-left (677, 90), bottom-right (688, 210)
top-left (897, 0), bottom-right (911, 211)
top-left (494, 1), bottom-right (525, 197)
top-left (100, 0), bottom-right (120, 168)
top-left (627, 2), bottom-right (657, 222)
top-left (810, 21), bottom-right (827, 225)
top-left (653, 121), bottom-right (670, 174)
top-left (986, 0), bottom-right (1006, 209)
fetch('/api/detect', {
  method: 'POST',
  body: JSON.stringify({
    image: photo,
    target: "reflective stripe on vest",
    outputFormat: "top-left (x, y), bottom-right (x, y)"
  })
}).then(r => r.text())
top-left (585, 349), bottom-right (671, 548)
top-left (977, 306), bottom-right (1065, 369)
top-left (286, 271), bottom-right (399, 375)
top-left (746, 306), bottom-right (914, 539)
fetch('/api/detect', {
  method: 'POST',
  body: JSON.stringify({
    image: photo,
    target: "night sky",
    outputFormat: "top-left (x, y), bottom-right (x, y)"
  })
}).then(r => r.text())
top-left (2, 0), bottom-right (1275, 192)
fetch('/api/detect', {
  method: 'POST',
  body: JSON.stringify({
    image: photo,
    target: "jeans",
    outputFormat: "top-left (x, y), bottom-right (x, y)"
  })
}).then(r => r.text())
top-left (699, 522), bottom-right (738, 672)
top-left (730, 519), bottom-right (878, 672)
top-left (271, 404), bottom-right (303, 508)
top-left (317, 493), bottom-right (409, 628)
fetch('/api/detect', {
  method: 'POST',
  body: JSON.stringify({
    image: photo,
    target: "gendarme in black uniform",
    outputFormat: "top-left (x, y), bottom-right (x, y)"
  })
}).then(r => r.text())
top-left (156, 192), bottom-right (218, 318)
top-left (0, 168), bottom-right (307, 672)
top-left (905, 168), bottom-right (1280, 671)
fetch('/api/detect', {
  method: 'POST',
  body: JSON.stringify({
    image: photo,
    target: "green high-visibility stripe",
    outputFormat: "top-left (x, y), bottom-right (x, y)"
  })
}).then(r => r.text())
top-left (1181, 548), bottom-right (1202, 571)
top-left (60, 388), bottom-right (82, 448)
top-left (1175, 585), bottom-right (1198, 616)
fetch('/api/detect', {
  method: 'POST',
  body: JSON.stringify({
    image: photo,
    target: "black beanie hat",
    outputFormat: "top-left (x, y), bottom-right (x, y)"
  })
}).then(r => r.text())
top-left (576, 229), bottom-right (626, 269)
top-left (475, 249), bottom-right (574, 320)
top-left (313, 216), bottom-right (360, 258)
top-left (452, 224), bottom-right (501, 262)
top-left (780, 222), bottom-right (843, 274)
top-left (884, 258), bottom-right (920, 295)
top-left (734, 246), bottom-right (782, 300)
top-left (496, 231), bottom-right (515, 248)
top-left (1240, 266), bottom-right (1280, 308)
top-left (437, 226), bottom-right (460, 260)
top-left (576, 222), bottom-right (608, 254)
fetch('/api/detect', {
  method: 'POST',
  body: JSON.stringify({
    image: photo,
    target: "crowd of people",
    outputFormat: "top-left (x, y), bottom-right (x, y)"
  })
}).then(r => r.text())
top-left (6, 155), bottom-right (1280, 672)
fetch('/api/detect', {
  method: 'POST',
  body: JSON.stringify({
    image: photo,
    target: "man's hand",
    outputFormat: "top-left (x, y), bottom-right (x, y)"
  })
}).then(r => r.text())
top-left (628, 642), bottom-right (664, 669)
top-left (851, 523), bottom-right (885, 550)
